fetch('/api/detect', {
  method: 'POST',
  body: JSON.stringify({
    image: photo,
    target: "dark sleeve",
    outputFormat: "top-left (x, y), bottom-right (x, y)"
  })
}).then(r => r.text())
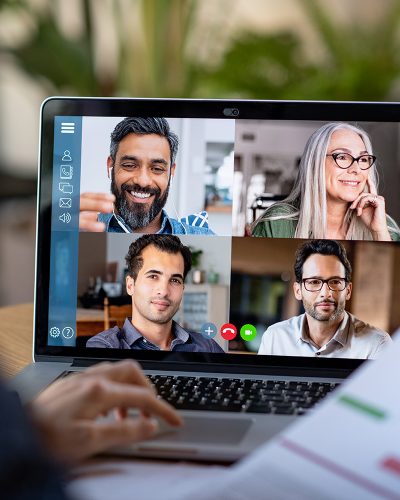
top-left (0, 383), bottom-right (68, 500)
top-left (185, 332), bottom-right (225, 353)
top-left (86, 334), bottom-right (111, 348)
top-left (209, 340), bottom-right (225, 353)
top-left (86, 327), bottom-right (121, 348)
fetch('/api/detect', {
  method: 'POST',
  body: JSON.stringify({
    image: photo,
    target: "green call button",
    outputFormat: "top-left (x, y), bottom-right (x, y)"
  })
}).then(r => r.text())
top-left (240, 324), bottom-right (257, 341)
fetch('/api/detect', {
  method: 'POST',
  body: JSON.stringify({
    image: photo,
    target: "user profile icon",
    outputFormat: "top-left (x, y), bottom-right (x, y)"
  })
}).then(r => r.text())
top-left (62, 150), bottom-right (72, 162)
top-left (220, 323), bottom-right (237, 341)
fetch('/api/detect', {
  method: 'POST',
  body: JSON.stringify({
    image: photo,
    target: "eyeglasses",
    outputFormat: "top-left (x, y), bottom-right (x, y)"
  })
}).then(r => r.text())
top-left (302, 278), bottom-right (347, 292)
top-left (326, 152), bottom-right (376, 170)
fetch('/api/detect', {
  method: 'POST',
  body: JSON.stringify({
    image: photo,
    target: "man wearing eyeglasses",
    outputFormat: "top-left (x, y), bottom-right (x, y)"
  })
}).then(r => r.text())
top-left (258, 239), bottom-right (392, 358)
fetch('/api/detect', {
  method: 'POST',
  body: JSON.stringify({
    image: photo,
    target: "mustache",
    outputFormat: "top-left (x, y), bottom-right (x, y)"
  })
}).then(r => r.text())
top-left (120, 183), bottom-right (161, 196)
top-left (150, 297), bottom-right (171, 305)
top-left (315, 299), bottom-right (336, 306)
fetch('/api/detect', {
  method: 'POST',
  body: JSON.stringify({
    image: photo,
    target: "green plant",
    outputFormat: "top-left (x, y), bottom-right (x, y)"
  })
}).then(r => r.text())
top-left (0, 0), bottom-right (200, 97)
top-left (192, 0), bottom-right (400, 101)
top-left (189, 247), bottom-right (203, 268)
top-left (2, 0), bottom-right (400, 101)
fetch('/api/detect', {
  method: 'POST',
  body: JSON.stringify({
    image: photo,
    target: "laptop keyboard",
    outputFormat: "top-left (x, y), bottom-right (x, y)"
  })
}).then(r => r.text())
top-left (62, 371), bottom-right (339, 415)
top-left (148, 375), bottom-right (340, 415)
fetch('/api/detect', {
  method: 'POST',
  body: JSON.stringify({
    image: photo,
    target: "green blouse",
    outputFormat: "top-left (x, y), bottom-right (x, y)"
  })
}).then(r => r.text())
top-left (252, 205), bottom-right (400, 241)
top-left (252, 205), bottom-right (297, 238)
top-left (252, 214), bottom-right (297, 238)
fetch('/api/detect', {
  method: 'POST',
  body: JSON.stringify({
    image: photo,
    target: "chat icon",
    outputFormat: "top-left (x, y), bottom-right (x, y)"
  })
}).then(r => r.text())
top-left (59, 182), bottom-right (73, 194)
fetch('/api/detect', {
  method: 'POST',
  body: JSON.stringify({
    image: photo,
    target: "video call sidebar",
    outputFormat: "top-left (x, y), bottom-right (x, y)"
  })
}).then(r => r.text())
top-left (47, 117), bottom-right (82, 346)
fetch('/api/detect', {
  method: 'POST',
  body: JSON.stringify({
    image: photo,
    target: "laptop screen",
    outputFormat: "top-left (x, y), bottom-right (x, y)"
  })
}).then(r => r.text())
top-left (36, 99), bottom-right (400, 371)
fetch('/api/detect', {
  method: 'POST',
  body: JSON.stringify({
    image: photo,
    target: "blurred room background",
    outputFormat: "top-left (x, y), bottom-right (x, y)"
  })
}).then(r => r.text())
top-left (1, 0), bottom-right (400, 305)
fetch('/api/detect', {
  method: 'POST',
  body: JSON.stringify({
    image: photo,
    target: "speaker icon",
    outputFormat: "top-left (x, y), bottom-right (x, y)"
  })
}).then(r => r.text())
top-left (59, 212), bottom-right (71, 224)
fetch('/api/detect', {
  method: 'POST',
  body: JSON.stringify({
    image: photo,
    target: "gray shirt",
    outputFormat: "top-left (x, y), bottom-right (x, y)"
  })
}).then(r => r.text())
top-left (258, 312), bottom-right (392, 359)
top-left (86, 318), bottom-right (224, 353)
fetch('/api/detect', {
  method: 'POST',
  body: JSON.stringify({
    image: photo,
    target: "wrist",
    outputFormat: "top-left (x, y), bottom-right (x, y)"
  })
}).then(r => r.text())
top-left (372, 229), bottom-right (391, 241)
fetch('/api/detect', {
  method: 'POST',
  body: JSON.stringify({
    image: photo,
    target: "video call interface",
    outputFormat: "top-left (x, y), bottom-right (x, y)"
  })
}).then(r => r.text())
top-left (47, 116), bottom-right (400, 360)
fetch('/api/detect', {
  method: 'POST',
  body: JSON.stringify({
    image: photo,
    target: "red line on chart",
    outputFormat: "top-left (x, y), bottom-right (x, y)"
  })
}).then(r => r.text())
top-left (382, 457), bottom-right (400, 477)
top-left (280, 438), bottom-right (400, 500)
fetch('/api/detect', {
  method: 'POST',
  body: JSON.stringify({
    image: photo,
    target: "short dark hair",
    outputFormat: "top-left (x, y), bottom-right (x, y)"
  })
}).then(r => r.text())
top-left (110, 117), bottom-right (179, 165)
top-left (126, 234), bottom-right (192, 281)
top-left (294, 240), bottom-right (352, 283)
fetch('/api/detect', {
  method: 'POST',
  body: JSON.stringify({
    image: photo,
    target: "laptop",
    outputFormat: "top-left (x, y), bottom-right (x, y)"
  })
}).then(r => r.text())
top-left (11, 98), bottom-right (400, 462)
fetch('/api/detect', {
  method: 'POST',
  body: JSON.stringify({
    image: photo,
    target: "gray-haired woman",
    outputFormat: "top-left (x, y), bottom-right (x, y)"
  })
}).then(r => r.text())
top-left (251, 122), bottom-right (400, 241)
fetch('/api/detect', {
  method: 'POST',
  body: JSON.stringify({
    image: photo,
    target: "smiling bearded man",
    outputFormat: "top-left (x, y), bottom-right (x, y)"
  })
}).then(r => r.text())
top-left (82, 117), bottom-right (215, 235)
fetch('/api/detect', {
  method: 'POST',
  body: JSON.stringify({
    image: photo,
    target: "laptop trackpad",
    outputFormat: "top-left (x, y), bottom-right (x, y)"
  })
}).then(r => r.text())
top-left (154, 415), bottom-right (252, 445)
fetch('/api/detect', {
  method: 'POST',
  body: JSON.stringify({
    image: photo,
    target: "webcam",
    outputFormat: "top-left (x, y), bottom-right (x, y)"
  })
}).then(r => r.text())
top-left (223, 108), bottom-right (240, 117)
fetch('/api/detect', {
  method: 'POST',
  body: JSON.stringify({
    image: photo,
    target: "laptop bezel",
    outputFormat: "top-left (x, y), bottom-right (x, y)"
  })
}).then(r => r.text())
top-left (35, 97), bottom-right (399, 375)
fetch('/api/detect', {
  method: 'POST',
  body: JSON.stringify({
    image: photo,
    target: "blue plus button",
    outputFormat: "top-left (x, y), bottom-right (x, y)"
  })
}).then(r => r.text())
top-left (200, 322), bottom-right (217, 339)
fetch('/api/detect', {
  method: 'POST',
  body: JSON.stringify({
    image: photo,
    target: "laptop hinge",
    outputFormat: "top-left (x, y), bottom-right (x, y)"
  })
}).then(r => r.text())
top-left (71, 358), bottom-right (352, 379)
top-left (71, 359), bottom-right (106, 368)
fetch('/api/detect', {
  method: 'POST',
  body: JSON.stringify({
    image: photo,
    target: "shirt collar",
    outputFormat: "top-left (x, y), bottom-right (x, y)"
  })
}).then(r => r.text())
top-left (120, 318), bottom-right (189, 348)
top-left (157, 209), bottom-right (173, 234)
top-left (173, 322), bottom-right (190, 343)
top-left (298, 311), bottom-right (350, 348)
top-left (330, 312), bottom-right (350, 346)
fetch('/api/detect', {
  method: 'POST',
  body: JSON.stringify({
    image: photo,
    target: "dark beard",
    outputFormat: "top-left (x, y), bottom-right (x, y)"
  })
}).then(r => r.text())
top-left (111, 169), bottom-right (170, 231)
top-left (306, 301), bottom-right (345, 323)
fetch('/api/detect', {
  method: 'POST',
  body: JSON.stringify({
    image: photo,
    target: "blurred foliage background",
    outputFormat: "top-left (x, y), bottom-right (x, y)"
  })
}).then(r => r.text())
top-left (1, 0), bottom-right (400, 304)
top-left (2, 0), bottom-right (400, 102)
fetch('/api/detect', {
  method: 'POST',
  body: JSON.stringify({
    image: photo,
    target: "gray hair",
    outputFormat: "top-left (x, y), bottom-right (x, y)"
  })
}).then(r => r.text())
top-left (110, 117), bottom-right (179, 166)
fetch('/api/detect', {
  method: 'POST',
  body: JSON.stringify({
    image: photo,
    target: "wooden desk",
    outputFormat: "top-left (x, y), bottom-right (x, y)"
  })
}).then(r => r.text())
top-left (0, 303), bottom-right (33, 378)
top-left (0, 304), bottom-right (106, 377)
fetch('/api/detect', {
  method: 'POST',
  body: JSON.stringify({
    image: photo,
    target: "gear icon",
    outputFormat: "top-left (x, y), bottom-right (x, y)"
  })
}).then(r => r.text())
top-left (49, 327), bottom-right (61, 338)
